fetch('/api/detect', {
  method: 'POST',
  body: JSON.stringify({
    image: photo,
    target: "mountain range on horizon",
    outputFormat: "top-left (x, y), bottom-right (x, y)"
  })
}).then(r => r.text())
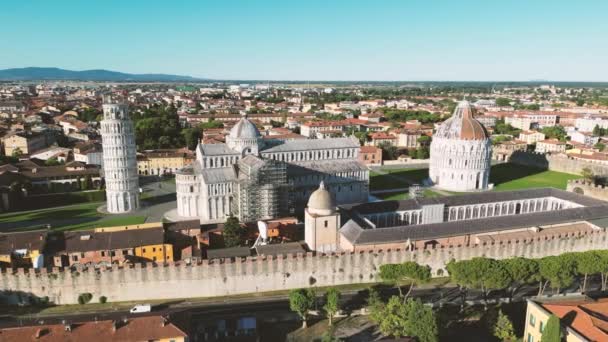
top-left (0, 67), bottom-right (205, 82)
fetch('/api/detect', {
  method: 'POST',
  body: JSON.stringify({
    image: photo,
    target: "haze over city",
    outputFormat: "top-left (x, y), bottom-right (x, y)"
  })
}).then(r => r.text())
top-left (2, 0), bottom-right (608, 81)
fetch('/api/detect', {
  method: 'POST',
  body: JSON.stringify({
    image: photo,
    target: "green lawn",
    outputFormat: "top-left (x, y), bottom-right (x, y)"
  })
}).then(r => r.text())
top-left (0, 202), bottom-right (147, 231)
top-left (377, 189), bottom-right (441, 201)
top-left (370, 168), bottom-right (428, 191)
top-left (490, 164), bottom-right (581, 191)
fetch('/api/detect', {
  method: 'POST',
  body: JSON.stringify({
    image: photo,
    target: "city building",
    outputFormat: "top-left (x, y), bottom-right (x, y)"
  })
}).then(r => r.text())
top-left (429, 100), bottom-right (492, 192)
top-left (569, 131), bottom-right (600, 146)
top-left (536, 139), bottom-right (567, 153)
top-left (304, 187), bottom-right (608, 253)
top-left (492, 140), bottom-right (527, 162)
top-left (100, 96), bottom-right (139, 213)
top-left (575, 116), bottom-right (608, 132)
top-left (359, 146), bottom-right (382, 165)
top-left (518, 131), bottom-right (546, 144)
top-left (1, 131), bottom-right (48, 156)
top-left (524, 297), bottom-right (608, 342)
top-left (137, 149), bottom-right (194, 176)
top-left (369, 132), bottom-right (397, 147)
top-left (0, 230), bottom-right (47, 268)
top-left (54, 223), bottom-right (172, 267)
top-left (397, 130), bottom-right (422, 148)
top-left (0, 315), bottom-right (190, 341)
top-left (174, 114), bottom-right (368, 223)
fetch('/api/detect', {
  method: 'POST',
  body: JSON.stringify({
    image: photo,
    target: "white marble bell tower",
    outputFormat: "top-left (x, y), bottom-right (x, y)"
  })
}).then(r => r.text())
top-left (100, 95), bottom-right (140, 213)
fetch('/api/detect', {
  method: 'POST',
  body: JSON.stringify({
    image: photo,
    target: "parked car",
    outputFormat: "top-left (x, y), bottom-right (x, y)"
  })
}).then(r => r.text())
top-left (129, 304), bottom-right (152, 314)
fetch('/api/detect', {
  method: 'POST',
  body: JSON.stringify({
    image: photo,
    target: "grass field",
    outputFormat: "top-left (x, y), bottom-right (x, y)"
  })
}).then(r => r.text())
top-left (377, 189), bottom-right (442, 201)
top-left (490, 163), bottom-right (580, 191)
top-left (0, 202), bottom-right (146, 231)
top-left (370, 168), bottom-right (428, 191)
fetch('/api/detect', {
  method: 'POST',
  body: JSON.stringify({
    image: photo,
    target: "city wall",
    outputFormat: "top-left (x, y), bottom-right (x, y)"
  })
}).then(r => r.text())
top-left (567, 179), bottom-right (608, 201)
top-left (2, 229), bottom-right (607, 305)
top-left (509, 151), bottom-right (608, 176)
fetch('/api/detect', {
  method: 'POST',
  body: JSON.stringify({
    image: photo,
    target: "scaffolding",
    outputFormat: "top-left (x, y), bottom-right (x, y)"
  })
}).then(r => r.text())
top-left (235, 156), bottom-right (291, 223)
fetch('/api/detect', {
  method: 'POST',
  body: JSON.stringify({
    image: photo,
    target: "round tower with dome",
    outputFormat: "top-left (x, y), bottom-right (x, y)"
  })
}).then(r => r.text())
top-left (429, 100), bottom-right (492, 192)
top-left (304, 182), bottom-right (340, 252)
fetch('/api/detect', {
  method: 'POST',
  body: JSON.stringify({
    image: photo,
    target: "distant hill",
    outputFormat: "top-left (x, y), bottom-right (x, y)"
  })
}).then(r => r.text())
top-left (0, 67), bottom-right (205, 82)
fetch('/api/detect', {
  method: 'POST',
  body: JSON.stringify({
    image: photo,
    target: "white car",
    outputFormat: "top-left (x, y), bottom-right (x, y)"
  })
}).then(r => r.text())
top-left (129, 304), bottom-right (151, 314)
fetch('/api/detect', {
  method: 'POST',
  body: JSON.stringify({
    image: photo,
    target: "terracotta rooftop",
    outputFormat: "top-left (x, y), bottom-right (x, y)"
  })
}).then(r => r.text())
top-left (0, 315), bottom-right (189, 342)
top-left (542, 299), bottom-right (608, 341)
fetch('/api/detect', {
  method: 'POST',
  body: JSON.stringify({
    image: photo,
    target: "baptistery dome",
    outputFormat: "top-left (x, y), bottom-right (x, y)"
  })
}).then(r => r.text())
top-left (229, 115), bottom-right (261, 139)
top-left (429, 100), bottom-right (492, 192)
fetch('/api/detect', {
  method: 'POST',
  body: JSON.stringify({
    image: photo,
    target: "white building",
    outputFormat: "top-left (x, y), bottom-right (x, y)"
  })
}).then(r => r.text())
top-left (518, 131), bottom-right (546, 144)
top-left (535, 139), bottom-right (567, 153)
top-left (174, 114), bottom-right (368, 223)
top-left (569, 131), bottom-right (599, 146)
top-left (100, 97), bottom-right (140, 213)
top-left (575, 117), bottom-right (608, 133)
top-left (429, 101), bottom-right (492, 192)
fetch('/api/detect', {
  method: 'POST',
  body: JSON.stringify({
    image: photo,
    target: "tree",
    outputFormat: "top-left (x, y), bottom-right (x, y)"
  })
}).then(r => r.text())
top-left (593, 125), bottom-right (602, 137)
top-left (323, 288), bottom-right (341, 326)
top-left (11, 147), bottom-right (23, 158)
top-left (182, 127), bottom-right (201, 150)
top-left (44, 157), bottom-right (61, 166)
top-left (596, 250), bottom-right (608, 291)
top-left (541, 126), bottom-right (567, 142)
top-left (404, 298), bottom-right (438, 342)
top-left (376, 295), bottom-right (409, 338)
top-left (541, 315), bottom-right (562, 342)
top-left (575, 251), bottom-right (601, 292)
top-left (222, 216), bottom-right (244, 247)
top-left (495, 98), bottom-right (512, 107)
top-left (378, 142), bottom-right (399, 160)
top-left (595, 142), bottom-right (606, 152)
top-left (494, 310), bottom-right (517, 341)
top-left (379, 262), bottom-right (431, 299)
top-left (289, 288), bottom-right (315, 328)
top-left (417, 135), bottom-right (432, 147)
top-left (447, 258), bottom-right (511, 308)
top-left (199, 120), bottom-right (224, 130)
top-left (538, 255), bottom-right (577, 295)
top-left (502, 257), bottom-right (539, 300)
top-left (581, 167), bottom-right (595, 183)
top-left (373, 296), bottom-right (438, 342)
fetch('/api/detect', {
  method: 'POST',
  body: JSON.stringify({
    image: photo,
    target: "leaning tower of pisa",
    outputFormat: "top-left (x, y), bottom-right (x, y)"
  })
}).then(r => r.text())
top-left (100, 95), bottom-right (139, 213)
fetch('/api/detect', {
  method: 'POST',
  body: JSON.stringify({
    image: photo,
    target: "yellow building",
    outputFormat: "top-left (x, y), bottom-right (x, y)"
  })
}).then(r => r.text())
top-left (0, 230), bottom-right (47, 268)
top-left (524, 298), bottom-right (608, 342)
top-left (1, 131), bottom-right (48, 156)
top-left (137, 149), bottom-right (194, 176)
top-left (135, 243), bottom-right (174, 263)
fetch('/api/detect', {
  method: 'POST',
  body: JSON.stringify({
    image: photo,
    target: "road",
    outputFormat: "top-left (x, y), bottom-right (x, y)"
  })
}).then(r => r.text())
top-left (2, 276), bottom-right (601, 329)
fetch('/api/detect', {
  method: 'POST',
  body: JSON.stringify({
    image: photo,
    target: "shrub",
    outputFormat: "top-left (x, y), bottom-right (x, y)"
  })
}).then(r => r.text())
top-left (99, 296), bottom-right (107, 304)
top-left (77, 293), bottom-right (93, 305)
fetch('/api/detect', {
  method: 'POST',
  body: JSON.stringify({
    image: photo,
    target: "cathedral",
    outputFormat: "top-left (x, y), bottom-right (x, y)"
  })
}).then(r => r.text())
top-left (429, 100), bottom-right (492, 192)
top-left (175, 114), bottom-right (369, 223)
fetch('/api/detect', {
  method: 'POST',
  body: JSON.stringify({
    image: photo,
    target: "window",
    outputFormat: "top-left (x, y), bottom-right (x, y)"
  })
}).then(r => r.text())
top-left (142, 248), bottom-right (146, 253)
top-left (72, 255), bottom-right (78, 261)
top-left (81, 253), bottom-right (85, 258)
top-left (101, 251), bottom-right (105, 257)
top-left (123, 249), bottom-right (128, 255)
top-left (152, 247), bottom-right (156, 252)
top-left (324, 220), bottom-right (328, 228)
top-left (111, 251), bottom-right (115, 257)
top-left (539, 321), bottom-right (544, 333)
top-left (527, 333), bottom-right (533, 342)
top-left (153, 256), bottom-right (157, 261)
top-left (529, 314), bottom-right (536, 327)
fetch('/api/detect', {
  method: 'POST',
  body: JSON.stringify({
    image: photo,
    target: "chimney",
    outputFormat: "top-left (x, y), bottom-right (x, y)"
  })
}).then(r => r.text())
top-left (64, 323), bottom-right (71, 332)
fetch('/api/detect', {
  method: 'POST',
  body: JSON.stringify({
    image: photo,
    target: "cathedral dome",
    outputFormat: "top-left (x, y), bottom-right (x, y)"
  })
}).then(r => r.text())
top-left (434, 100), bottom-right (488, 140)
top-left (307, 182), bottom-right (336, 216)
top-left (229, 115), bottom-right (261, 139)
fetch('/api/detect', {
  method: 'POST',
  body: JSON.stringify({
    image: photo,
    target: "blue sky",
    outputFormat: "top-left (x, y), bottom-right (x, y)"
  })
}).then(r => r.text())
top-left (1, 0), bottom-right (607, 81)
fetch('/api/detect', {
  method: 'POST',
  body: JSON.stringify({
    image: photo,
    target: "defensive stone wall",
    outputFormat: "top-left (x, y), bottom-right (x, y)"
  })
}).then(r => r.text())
top-left (509, 151), bottom-right (608, 176)
top-left (2, 229), bottom-right (606, 305)
top-left (567, 180), bottom-right (608, 201)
